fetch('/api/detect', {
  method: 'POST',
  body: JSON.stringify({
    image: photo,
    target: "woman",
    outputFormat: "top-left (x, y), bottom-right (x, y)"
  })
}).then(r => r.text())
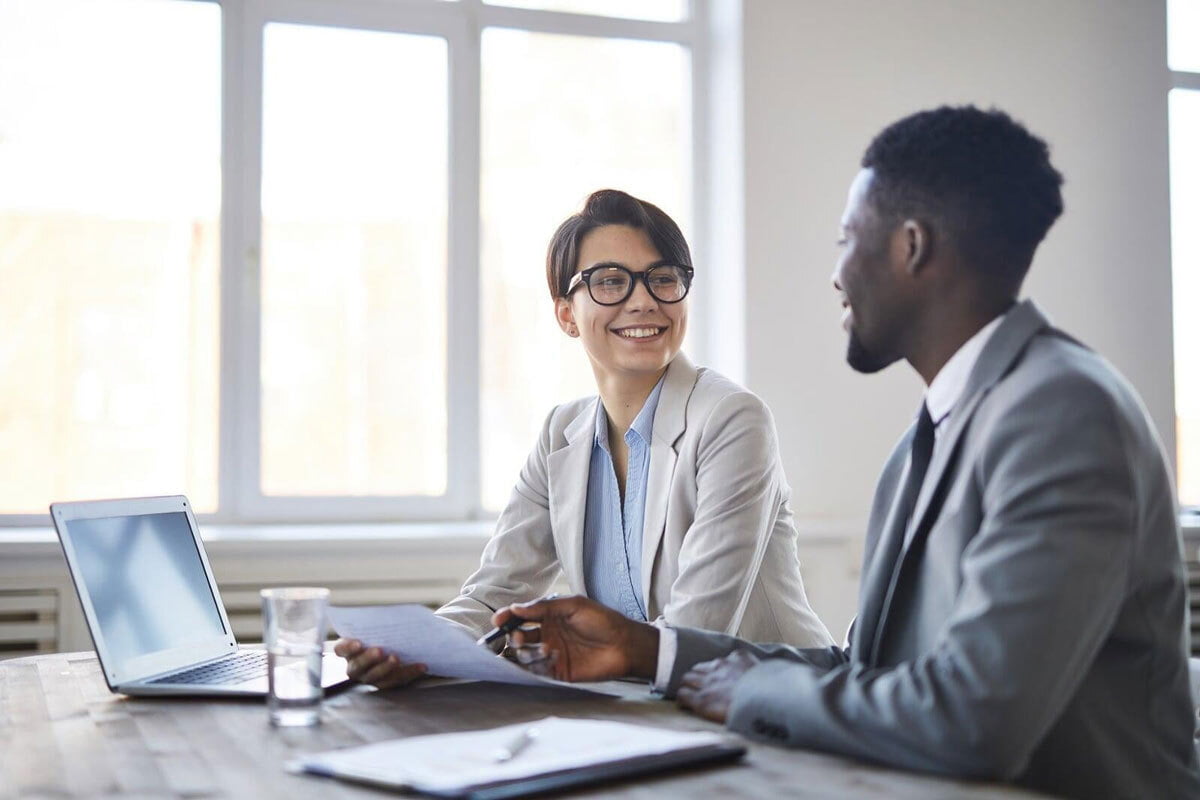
top-left (338, 190), bottom-right (831, 686)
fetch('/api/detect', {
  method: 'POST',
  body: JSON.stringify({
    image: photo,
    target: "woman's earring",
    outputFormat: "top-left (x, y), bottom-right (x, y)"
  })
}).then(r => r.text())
top-left (569, 325), bottom-right (578, 337)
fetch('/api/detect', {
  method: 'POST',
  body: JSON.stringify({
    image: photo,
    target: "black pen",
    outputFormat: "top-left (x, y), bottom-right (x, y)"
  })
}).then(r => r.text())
top-left (475, 615), bottom-right (526, 647)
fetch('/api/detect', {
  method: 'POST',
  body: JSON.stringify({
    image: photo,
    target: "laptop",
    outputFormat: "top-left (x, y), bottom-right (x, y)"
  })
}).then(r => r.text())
top-left (50, 495), bottom-right (350, 697)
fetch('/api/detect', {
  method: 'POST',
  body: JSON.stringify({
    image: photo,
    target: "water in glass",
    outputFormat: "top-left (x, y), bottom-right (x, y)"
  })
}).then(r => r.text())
top-left (267, 645), bottom-right (323, 727)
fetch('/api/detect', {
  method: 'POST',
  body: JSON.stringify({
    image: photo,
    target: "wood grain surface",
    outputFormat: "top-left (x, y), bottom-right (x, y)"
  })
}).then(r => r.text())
top-left (0, 652), bottom-right (1049, 799)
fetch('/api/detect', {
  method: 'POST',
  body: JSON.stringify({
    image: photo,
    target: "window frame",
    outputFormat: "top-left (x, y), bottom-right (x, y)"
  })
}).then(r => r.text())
top-left (227, 0), bottom-right (713, 524)
top-left (0, 0), bottom-right (720, 527)
top-left (220, 0), bottom-right (478, 524)
top-left (0, 0), bottom-right (732, 527)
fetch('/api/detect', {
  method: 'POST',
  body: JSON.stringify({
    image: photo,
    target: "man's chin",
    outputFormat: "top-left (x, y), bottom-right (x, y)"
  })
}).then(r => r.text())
top-left (846, 334), bottom-right (899, 374)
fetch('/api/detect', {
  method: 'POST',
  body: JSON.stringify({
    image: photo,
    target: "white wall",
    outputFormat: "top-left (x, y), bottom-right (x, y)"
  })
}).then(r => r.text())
top-left (741, 0), bottom-right (1174, 526)
top-left (739, 0), bottom-right (1173, 634)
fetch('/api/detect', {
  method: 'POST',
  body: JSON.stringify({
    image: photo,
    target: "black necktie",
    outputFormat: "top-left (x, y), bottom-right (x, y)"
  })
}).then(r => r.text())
top-left (900, 403), bottom-right (936, 523)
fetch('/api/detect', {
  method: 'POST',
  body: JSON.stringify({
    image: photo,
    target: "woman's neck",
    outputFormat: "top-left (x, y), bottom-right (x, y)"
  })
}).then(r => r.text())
top-left (594, 367), bottom-right (668, 438)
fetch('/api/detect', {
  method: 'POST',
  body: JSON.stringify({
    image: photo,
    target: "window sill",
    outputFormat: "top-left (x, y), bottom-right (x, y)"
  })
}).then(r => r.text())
top-left (0, 520), bottom-right (496, 558)
top-left (3, 513), bottom-right (1195, 553)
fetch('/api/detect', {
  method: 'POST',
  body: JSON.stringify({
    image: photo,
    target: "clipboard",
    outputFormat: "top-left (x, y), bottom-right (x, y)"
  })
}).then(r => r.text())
top-left (290, 717), bottom-right (747, 798)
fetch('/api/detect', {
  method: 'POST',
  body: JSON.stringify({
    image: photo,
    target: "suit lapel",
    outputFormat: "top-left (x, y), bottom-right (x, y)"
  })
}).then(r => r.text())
top-left (902, 300), bottom-right (1051, 553)
top-left (547, 399), bottom-right (598, 594)
top-left (900, 391), bottom-right (984, 550)
top-left (853, 424), bottom-right (918, 661)
top-left (640, 355), bottom-right (697, 604)
top-left (869, 300), bottom-right (1052, 661)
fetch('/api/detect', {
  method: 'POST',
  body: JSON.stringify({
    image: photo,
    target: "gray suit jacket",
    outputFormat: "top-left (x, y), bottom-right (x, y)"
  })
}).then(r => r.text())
top-left (667, 301), bottom-right (1200, 799)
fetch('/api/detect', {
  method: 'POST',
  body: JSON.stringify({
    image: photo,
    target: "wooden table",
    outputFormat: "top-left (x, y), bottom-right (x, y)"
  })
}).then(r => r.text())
top-left (0, 652), bottom-right (1048, 799)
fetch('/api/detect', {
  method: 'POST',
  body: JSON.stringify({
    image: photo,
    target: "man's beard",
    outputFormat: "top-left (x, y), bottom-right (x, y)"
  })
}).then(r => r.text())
top-left (846, 328), bottom-right (899, 374)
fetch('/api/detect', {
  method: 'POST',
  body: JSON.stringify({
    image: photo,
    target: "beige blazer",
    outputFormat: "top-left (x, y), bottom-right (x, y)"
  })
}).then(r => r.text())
top-left (437, 354), bottom-right (832, 648)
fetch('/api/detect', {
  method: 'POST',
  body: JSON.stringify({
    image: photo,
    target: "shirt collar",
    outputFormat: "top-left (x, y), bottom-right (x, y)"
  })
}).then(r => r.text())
top-left (594, 373), bottom-right (668, 452)
top-left (924, 311), bottom-right (1008, 426)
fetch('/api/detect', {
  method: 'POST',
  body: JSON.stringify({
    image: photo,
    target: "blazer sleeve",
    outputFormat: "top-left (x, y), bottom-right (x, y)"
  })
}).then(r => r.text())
top-left (723, 373), bottom-right (1140, 779)
top-left (435, 410), bottom-right (563, 638)
top-left (665, 625), bottom-right (852, 696)
top-left (657, 391), bottom-right (816, 637)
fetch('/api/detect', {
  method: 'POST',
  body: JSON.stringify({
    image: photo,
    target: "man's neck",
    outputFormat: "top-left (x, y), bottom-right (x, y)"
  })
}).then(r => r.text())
top-left (908, 297), bottom-right (1015, 386)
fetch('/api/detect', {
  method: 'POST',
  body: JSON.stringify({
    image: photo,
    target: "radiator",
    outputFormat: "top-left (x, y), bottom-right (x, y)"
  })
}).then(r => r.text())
top-left (220, 579), bottom-right (464, 643)
top-left (0, 590), bottom-right (59, 658)
top-left (1189, 556), bottom-right (1200, 656)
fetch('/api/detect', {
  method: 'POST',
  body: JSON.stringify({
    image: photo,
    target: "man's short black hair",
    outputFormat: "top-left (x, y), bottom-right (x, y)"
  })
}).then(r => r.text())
top-left (861, 105), bottom-right (1064, 286)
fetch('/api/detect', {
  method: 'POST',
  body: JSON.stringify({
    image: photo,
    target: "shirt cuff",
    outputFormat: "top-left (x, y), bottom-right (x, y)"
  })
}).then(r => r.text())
top-left (652, 619), bottom-right (678, 692)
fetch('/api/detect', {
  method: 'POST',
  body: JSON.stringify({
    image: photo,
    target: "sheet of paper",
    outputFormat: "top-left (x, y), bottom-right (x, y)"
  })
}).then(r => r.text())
top-left (328, 604), bottom-right (595, 691)
top-left (291, 716), bottom-right (730, 793)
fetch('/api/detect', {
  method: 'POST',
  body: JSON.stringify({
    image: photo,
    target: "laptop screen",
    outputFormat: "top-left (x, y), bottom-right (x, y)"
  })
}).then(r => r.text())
top-left (62, 511), bottom-right (227, 667)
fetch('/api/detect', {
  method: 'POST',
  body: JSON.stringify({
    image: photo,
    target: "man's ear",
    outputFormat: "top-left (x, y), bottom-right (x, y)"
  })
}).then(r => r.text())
top-left (555, 297), bottom-right (579, 337)
top-left (901, 219), bottom-right (933, 275)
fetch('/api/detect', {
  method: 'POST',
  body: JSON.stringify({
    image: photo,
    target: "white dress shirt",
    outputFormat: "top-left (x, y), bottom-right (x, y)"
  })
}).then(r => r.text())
top-left (652, 310), bottom-right (1010, 690)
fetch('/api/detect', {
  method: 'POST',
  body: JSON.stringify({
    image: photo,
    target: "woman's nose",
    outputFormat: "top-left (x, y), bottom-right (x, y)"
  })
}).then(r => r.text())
top-left (624, 277), bottom-right (658, 310)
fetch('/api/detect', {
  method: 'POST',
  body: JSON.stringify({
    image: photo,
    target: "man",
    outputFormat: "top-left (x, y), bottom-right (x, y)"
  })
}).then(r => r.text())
top-left (494, 106), bottom-right (1200, 799)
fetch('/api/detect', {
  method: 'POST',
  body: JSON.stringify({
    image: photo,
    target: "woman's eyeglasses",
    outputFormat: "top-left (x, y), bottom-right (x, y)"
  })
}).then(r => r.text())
top-left (564, 264), bottom-right (694, 306)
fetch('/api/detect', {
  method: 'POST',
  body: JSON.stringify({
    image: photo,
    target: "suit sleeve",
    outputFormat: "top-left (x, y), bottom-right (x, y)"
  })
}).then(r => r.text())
top-left (658, 392), bottom-right (830, 646)
top-left (435, 410), bottom-right (563, 638)
top-left (662, 626), bottom-right (851, 695)
top-left (723, 374), bottom-right (1138, 778)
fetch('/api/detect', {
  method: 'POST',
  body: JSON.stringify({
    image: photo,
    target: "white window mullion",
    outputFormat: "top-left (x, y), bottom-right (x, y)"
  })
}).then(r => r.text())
top-left (448, 1), bottom-right (484, 518)
top-left (230, 0), bottom-right (265, 522)
top-left (212, 0), bottom-right (265, 525)
top-left (685, 0), bottom-right (711, 372)
top-left (692, 0), bottom-right (744, 383)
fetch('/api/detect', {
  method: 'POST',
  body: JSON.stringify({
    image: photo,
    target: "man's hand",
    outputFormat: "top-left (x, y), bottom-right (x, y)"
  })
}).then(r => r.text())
top-left (333, 638), bottom-right (428, 689)
top-left (493, 595), bottom-right (659, 683)
top-left (675, 650), bottom-right (761, 723)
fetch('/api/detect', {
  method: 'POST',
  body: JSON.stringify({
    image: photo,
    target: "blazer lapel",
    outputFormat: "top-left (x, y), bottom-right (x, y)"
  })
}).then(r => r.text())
top-left (640, 354), bottom-right (698, 604)
top-left (547, 399), bottom-right (598, 594)
top-left (902, 300), bottom-right (1051, 553)
top-left (854, 424), bottom-right (918, 661)
top-left (869, 300), bottom-right (1052, 658)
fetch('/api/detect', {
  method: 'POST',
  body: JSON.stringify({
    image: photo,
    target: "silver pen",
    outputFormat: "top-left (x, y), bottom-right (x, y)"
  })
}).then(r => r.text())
top-left (493, 727), bottom-right (538, 762)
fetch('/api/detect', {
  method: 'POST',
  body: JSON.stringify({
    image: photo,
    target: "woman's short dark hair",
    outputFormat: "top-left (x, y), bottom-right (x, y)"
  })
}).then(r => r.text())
top-left (545, 189), bottom-right (691, 299)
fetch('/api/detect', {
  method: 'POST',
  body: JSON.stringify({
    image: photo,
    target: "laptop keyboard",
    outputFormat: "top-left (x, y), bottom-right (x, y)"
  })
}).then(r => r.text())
top-left (148, 650), bottom-right (269, 685)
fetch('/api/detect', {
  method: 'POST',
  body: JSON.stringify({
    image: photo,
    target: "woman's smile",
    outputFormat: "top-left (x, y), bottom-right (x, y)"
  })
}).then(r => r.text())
top-left (611, 325), bottom-right (668, 342)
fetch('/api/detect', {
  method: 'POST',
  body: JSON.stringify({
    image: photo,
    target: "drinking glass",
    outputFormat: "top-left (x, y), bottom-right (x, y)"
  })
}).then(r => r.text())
top-left (260, 587), bottom-right (330, 727)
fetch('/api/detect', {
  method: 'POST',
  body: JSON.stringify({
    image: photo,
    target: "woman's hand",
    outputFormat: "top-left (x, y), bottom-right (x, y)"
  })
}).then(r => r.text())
top-left (493, 595), bottom-right (659, 683)
top-left (333, 638), bottom-right (428, 689)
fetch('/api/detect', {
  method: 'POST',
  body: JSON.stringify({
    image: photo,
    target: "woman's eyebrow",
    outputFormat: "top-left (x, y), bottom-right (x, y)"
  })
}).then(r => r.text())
top-left (586, 259), bottom-right (672, 270)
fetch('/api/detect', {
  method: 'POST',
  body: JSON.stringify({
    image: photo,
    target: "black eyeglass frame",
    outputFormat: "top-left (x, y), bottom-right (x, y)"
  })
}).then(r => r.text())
top-left (564, 264), bottom-right (695, 306)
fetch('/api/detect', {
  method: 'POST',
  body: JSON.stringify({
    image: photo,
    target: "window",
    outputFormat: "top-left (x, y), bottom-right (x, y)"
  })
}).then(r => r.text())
top-left (479, 28), bottom-right (690, 510)
top-left (258, 23), bottom-right (449, 501)
top-left (0, 0), bottom-right (221, 515)
top-left (1170, 0), bottom-right (1200, 508)
top-left (0, 0), bottom-right (713, 524)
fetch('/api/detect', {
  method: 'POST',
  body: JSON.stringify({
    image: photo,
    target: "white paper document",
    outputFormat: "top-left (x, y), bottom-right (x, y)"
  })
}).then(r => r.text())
top-left (289, 716), bottom-right (737, 795)
top-left (328, 603), bottom-right (602, 692)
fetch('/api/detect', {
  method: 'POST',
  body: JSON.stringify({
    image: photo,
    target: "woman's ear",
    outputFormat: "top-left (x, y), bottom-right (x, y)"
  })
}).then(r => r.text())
top-left (555, 297), bottom-right (579, 337)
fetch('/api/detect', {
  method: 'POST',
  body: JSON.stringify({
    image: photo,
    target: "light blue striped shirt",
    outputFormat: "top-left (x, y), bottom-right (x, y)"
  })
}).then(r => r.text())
top-left (581, 376), bottom-right (666, 622)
